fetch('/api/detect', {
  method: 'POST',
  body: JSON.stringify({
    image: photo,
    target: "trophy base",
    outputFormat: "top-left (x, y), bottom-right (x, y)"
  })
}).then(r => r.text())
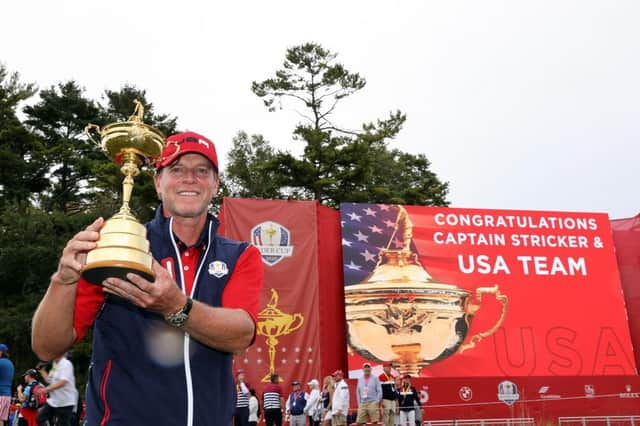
top-left (82, 260), bottom-right (154, 285)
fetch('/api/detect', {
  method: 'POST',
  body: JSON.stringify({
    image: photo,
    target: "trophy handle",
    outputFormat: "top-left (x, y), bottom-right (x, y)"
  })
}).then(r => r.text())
top-left (85, 124), bottom-right (103, 148)
top-left (286, 313), bottom-right (305, 334)
top-left (459, 285), bottom-right (508, 353)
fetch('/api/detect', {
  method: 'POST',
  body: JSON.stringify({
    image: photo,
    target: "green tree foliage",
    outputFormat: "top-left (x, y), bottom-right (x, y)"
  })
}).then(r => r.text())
top-left (246, 42), bottom-right (449, 207)
top-left (100, 85), bottom-right (178, 136)
top-left (225, 131), bottom-right (281, 199)
top-left (0, 206), bottom-right (95, 384)
top-left (0, 65), bottom-right (47, 211)
top-left (24, 81), bottom-right (103, 213)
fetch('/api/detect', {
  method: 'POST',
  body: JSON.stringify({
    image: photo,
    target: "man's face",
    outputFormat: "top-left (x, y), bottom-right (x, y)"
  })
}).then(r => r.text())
top-left (154, 153), bottom-right (218, 219)
top-left (363, 365), bottom-right (371, 377)
top-left (383, 365), bottom-right (391, 375)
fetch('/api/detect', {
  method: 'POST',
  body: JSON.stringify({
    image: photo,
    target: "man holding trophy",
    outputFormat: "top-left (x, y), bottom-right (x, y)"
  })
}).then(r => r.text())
top-left (31, 108), bottom-right (263, 426)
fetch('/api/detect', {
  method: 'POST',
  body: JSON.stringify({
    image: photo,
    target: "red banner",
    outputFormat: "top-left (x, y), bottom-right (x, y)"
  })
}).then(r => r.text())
top-left (220, 198), bottom-right (346, 393)
top-left (611, 214), bottom-right (640, 369)
top-left (340, 203), bottom-right (637, 377)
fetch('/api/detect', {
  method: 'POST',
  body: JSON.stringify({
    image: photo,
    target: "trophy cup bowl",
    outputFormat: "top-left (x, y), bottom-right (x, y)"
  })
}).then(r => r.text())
top-left (81, 101), bottom-right (166, 285)
top-left (345, 249), bottom-right (507, 376)
top-left (97, 120), bottom-right (165, 161)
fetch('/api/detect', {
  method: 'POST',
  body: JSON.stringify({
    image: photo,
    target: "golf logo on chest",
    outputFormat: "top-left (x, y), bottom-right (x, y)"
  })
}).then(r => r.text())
top-left (208, 260), bottom-right (229, 278)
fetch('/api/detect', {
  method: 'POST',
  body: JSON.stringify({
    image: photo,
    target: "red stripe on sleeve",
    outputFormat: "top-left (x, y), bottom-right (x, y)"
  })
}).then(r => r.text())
top-left (221, 246), bottom-right (264, 327)
top-left (73, 278), bottom-right (105, 343)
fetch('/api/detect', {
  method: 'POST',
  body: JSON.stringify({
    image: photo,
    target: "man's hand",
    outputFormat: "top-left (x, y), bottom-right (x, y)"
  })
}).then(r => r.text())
top-left (102, 259), bottom-right (186, 317)
top-left (52, 217), bottom-right (104, 286)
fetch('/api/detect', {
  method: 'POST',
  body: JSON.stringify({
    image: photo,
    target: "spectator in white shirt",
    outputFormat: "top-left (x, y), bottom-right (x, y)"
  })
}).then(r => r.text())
top-left (248, 388), bottom-right (260, 426)
top-left (35, 354), bottom-right (78, 426)
top-left (305, 379), bottom-right (322, 426)
top-left (331, 370), bottom-right (349, 426)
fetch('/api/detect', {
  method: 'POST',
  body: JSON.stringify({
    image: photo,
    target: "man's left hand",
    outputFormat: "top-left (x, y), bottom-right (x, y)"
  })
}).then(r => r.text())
top-left (102, 259), bottom-right (186, 317)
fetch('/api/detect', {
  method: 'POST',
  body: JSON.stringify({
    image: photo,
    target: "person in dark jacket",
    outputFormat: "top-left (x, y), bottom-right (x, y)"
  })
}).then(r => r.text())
top-left (285, 381), bottom-right (306, 426)
top-left (397, 375), bottom-right (420, 426)
top-left (31, 131), bottom-right (264, 425)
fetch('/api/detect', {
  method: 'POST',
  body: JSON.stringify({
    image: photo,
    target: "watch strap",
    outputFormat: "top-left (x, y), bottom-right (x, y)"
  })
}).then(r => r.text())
top-left (165, 297), bottom-right (193, 327)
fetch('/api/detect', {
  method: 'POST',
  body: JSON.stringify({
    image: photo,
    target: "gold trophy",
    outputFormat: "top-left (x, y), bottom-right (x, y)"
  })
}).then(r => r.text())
top-left (82, 101), bottom-right (166, 284)
top-left (345, 206), bottom-right (508, 376)
top-left (256, 288), bottom-right (304, 382)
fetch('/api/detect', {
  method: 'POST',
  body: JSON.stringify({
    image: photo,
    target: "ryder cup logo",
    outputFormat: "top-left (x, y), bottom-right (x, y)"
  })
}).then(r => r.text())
top-left (498, 380), bottom-right (520, 406)
top-left (251, 221), bottom-right (294, 266)
top-left (208, 261), bottom-right (229, 278)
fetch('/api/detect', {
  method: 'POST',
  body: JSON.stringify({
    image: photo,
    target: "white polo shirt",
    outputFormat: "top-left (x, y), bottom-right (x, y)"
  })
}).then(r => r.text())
top-left (47, 357), bottom-right (78, 408)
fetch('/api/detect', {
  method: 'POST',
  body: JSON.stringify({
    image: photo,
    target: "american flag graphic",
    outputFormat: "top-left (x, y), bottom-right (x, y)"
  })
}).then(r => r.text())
top-left (340, 203), bottom-right (418, 286)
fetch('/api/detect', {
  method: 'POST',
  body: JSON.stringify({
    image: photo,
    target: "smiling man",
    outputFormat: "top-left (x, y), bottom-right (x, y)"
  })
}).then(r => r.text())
top-left (32, 132), bottom-right (263, 425)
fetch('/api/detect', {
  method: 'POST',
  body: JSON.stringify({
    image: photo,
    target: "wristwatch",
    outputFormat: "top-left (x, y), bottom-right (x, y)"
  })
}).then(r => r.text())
top-left (165, 297), bottom-right (193, 328)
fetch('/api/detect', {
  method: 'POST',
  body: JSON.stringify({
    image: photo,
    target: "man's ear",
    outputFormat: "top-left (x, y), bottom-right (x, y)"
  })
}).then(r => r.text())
top-left (153, 172), bottom-right (162, 200)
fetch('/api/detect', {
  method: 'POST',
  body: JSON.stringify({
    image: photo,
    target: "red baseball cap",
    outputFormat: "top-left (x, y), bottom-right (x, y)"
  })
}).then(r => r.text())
top-left (156, 132), bottom-right (218, 172)
top-left (383, 362), bottom-right (393, 367)
top-left (332, 370), bottom-right (344, 377)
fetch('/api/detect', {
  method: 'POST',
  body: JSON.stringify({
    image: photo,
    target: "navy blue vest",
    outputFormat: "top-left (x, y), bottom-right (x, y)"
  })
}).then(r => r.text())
top-left (84, 207), bottom-right (249, 425)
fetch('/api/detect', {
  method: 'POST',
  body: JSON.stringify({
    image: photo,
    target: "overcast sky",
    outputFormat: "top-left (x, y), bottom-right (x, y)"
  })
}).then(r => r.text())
top-left (2, 1), bottom-right (638, 219)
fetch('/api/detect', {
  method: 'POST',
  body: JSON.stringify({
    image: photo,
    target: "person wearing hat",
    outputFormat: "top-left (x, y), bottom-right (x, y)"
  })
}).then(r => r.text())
top-left (16, 369), bottom-right (41, 426)
top-left (378, 362), bottom-right (397, 426)
top-left (285, 380), bottom-right (306, 426)
top-left (0, 344), bottom-right (14, 426)
top-left (262, 373), bottom-right (284, 426)
top-left (396, 374), bottom-right (420, 426)
top-left (304, 379), bottom-right (322, 426)
top-left (330, 370), bottom-right (349, 426)
top-left (355, 362), bottom-right (382, 426)
top-left (31, 132), bottom-right (264, 425)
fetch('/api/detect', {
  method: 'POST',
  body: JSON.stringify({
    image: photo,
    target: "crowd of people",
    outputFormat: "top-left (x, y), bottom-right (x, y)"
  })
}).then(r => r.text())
top-left (233, 363), bottom-right (423, 426)
top-left (0, 344), bottom-right (81, 426)
top-left (1, 340), bottom-right (424, 426)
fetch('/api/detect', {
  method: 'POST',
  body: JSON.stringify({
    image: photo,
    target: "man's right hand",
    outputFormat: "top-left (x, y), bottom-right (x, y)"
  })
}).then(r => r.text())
top-left (52, 217), bottom-right (104, 286)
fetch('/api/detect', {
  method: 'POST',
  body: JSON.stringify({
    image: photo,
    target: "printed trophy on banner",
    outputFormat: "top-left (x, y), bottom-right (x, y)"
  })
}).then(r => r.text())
top-left (82, 100), bottom-right (167, 284)
top-left (345, 206), bottom-right (508, 376)
top-left (257, 288), bottom-right (304, 382)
